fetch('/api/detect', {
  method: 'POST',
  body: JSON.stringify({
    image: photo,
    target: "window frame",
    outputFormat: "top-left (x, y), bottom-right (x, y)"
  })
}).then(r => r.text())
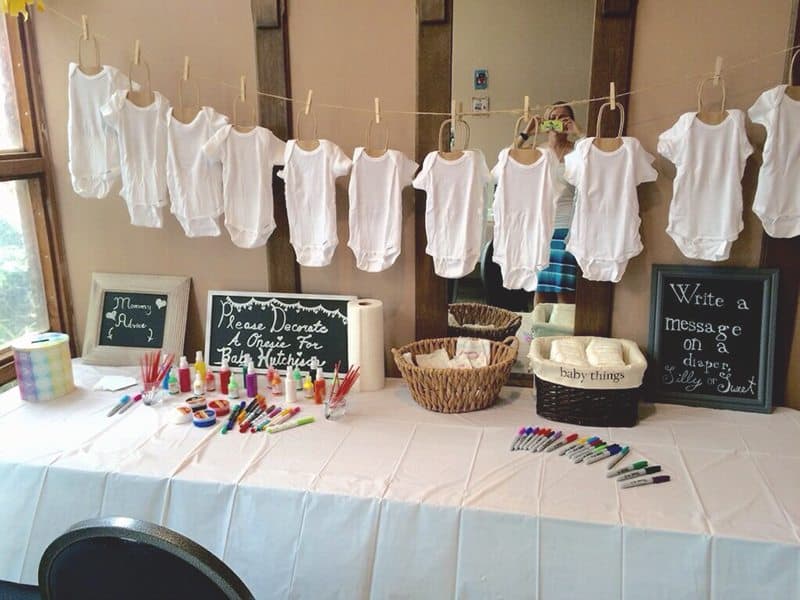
top-left (0, 14), bottom-right (75, 384)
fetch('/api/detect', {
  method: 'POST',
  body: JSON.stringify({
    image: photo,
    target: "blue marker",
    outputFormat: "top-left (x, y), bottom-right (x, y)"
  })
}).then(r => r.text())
top-left (585, 444), bottom-right (622, 465)
top-left (106, 395), bottom-right (131, 417)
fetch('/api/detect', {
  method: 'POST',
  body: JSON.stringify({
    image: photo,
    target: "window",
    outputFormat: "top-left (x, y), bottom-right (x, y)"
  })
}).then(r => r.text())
top-left (0, 15), bottom-right (74, 384)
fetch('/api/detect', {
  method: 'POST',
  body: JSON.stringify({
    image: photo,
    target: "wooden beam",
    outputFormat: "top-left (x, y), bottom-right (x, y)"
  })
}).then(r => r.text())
top-left (0, 155), bottom-right (44, 180)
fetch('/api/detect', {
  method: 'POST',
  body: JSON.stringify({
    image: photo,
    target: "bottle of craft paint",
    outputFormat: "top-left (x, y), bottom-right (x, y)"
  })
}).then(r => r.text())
top-left (205, 371), bottom-right (216, 392)
top-left (193, 371), bottom-right (205, 395)
top-left (246, 360), bottom-right (258, 398)
top-left (228, 375), bottom-right (240, 400)
top-left (313, 368), bottom-right (326, 405)
top-left (293, 365), bottom-right (303, 391)
top-left (285, 365), bottom-right (297, 403)
top-left (167, 368), bottom-right (180, 395)
top-left (178, 356), bottom-right (191, 393)
top-left (161, 354), bottom-right (171, 390)
top-left (195, 350), bottom-right (206, 383)
top-left (303, 374), bottom-right (314, 400)
top-left (266, 364), bottom-right (275, 386)
top-left (271, 373), bottom-right (282, 397)
top-left (219, 359), bottom-right (231, 395)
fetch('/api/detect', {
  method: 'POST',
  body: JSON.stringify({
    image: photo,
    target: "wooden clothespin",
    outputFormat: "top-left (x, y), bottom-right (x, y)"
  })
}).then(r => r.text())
top-left (305, 89), bottom-right (313, 115)
top-left (450, 99), bottom-right (457, 123)
top-left (183, 56), bottom-right (190, 82)
top-left (609, 82), bottom-right (617, 110)
top-left (523, 95), bottom-right (530, 121)
top-left (133, 40), bottom-right (141, 66)
top-left (713, 56), bottom-right (723, 86)
top-left (81, 15), bottom-right (89, 41)
top-left (240, 75), bottom-right (246, 102)
top-left (374, 97), bottom-right (381, 124)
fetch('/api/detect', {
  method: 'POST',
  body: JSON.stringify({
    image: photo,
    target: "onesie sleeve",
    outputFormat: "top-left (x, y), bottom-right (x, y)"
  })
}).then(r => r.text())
top-left (210, 109), bottom-right (230, 132)
top-left (735, 110), bottom-right (754, 173)
top-left (656, 116), bottom-right (685, 165)
top-left (399, 153), bottom-right (420, 187)
top-left (490, 150), bottom-right (505, 184)
top-left (100, 90), bottom-right (125, 131)
top-left (747, 86), bottom-right (779, 128)
top-left (412, 152), bottom-right (436, 191)
top-left (631, 139), bottom-right (658, 185)
top-left (201, 125), bottom-right (230, 163)
top-left (476, 150), bottom-right (492, 184)
top-left (331, 143), bottom-right (353, 178)
top-left (268, 131), bottom-right (288, 166)
top-left (563, 144), bottom-right (581, 186)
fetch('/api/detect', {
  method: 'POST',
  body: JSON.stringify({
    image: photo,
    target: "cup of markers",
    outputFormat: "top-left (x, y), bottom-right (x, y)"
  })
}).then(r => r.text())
top-left (509, 425), bottom-right (671, 490)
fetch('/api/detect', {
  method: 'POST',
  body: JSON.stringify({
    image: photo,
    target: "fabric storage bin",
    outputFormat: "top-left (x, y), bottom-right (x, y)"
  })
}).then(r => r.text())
top-left (528, 336), bottom-right (647, 427)
top-left (530, 303), bottom-right (576, 338)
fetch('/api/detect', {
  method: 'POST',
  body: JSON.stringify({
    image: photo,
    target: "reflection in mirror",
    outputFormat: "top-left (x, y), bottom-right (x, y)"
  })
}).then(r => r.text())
top-left (447, 0), bottom-right (595, 373)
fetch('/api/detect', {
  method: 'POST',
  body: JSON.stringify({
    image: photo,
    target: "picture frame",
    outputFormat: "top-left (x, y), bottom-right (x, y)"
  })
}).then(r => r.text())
top-left (648, 265), bottom-right (778, 413)
top-left (82, 272), bottom-right (191, 366)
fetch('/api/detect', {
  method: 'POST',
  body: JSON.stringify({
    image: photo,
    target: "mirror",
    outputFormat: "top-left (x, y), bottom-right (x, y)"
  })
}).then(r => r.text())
top-left (447, 0), bottom-right (595, 374)
top-left (415, 0), bottom-right (639, 385)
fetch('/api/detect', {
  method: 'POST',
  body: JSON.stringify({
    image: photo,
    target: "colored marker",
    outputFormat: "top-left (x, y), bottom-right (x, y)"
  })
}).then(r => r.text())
top-left (559, 436), bottom-right (586, 456)
top-left (538, 431), bottom-right (562, 452)
top-left (510, 427), bottom-right (527, 451)
top-left (532, 430), bottom-right (555, 452)
top-left (617, 465), bottom-right (662, 482)
top-left (574, 443), bottom-right (607, 463)
top-left (585, 444), bottom-right (622, 465)
top-left (607, 460), bottom-right (648, 479)
top-left (620, 475), bottom-right (671, 489)
top-left (222, 401), bottom-right (246, 435)
top-left (606, 446), bottom-right (629, 470)
top-left (117, 393), bottom-right (142, 415)
top-left (548, 432), bottom-right (577, 453)
top-left (267, 415), bottom-right (315, 434)
top-left (567, 437), bottom-right (600, 457)
top-left (514, 427), bottom-right (536, 451)
top-left (525, 428), bottom-right (549, 451)
top-left (107, 395), bottom-right (131, 417)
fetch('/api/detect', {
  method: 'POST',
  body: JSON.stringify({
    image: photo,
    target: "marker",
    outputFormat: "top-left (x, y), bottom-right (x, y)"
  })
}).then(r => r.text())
top-left (548, 432), bottom-right (577, 453)
top-left (514, 427), bottom-right (536, 451)
top-left (107, 395), bottom-right (131, 417)
top-left (607, 460), bottom-right (648, 479)
top-left (559, 436), bottom-right (586, 456)
top-left (585, 444), bottom-right (622, 465)
top-left (258, 407), bottom-right (300, 431)
top-left (537, 430), bottom-right (561, 452)
top-left (617, 465), bottom-right (662, 482)
top-left (510, 427), bottom-right (527, 451)
top-left (573, 439), bottom-right (607, 460)
top-left (620, 475), bottom-right (671, 489)
top-left (532, 430), bottom-right (555, 452)
top-left (117, 392), bottom-right (142, 415)
top-left (221, 401), bottom-right (246, 435)
top-left (574, 443), bottom-right (607, 463)
top-left (267, 415), bottom-right (315, 434)
top-left (525, 428), bottom-right (549, 451)
top-left (567, 437), bottom-right (600, 458)
top-left (606, 446), bottom-right (629, 470)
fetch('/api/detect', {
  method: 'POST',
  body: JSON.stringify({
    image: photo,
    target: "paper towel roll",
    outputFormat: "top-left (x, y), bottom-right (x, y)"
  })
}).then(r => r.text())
top-left (347, 299), bottom-right (384, 392)
top-left (12, 332), bottom-right (75, 402)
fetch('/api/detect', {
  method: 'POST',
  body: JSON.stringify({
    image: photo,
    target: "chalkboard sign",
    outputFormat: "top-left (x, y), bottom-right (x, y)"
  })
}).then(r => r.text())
top-left (205, 291), bottom-right (355, 374)
top-left (648, 265), bottom-right (778, 413)
top-left (98, 291), bottom-right (168, 348)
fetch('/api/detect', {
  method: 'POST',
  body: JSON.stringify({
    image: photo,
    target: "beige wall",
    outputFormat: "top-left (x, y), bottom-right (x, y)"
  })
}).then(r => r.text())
top-left (452, 0), bottom-right (593, 161)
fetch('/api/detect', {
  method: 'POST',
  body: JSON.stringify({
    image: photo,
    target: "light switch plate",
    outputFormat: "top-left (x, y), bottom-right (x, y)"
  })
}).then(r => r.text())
top-left (472, 96), bottom-right (489, 114)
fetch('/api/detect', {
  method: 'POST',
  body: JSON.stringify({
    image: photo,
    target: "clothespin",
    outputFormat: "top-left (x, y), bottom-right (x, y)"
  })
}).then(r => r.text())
top-left (183, 56), bottom-right (190, 81)
top-left (81, 15), bottom-right (89, 41)
top-left (713, 56), bottom-right (723, 86)
top-left (523, 95), bottom-right (530, 121)
top-left (133, 39), bottom-right (141, 66)
top-left (374, 97), bottom-right (381, 124)
top-left (304, 89), bottom-right (313, 115)
top-left (609, 82), bottom-right (617, 110)
top-left (240, 75), bottom-right (246, 102)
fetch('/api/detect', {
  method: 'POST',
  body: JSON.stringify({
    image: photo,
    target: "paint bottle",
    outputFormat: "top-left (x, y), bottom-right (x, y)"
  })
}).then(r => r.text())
top-left (228, 375), bottom-right (240, 400)
top-left (193, 371), bottom-right (205, 395)
top-left (271, 373), bottom-right (282, 397)
top-left (313, 368), bottom-right (326, 405)
top-left (246, 360), bottom-right (258, 398)
top-left (161, 354), bottom-right (171, 390)
top-left (195, 350), bottom-right (206, 383)
top-left (293, 365), bottom-right (303, 391)
top-left (167, 368), bottom-right (180, 395)
top-left (309, 357), bottom-right (319, 378)
top-left (285, 365), bottom-right (297, 403)
top-left (178, 356), bottom-right (191, 393)
top-left (266, 364), bottom-right (275, 387)
top-left (219, 359), bottom-right (231, 395)
top-left (303, 374), bottom-right (314, 400)
top-left (205, 371), bottom-right (216, 392)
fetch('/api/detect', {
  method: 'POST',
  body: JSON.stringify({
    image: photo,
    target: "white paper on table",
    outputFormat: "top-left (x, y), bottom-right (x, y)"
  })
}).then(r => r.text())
top-left (93, 376), bottom-right (137, 391)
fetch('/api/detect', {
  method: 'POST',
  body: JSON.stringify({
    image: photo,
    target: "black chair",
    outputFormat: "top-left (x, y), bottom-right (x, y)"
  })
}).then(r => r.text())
top-left (38, 517), bottom-right (254, 600)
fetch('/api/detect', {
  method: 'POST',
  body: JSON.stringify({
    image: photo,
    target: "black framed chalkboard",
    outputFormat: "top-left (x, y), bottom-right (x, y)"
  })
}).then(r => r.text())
top-left (98, 291), bottom-right (168, 349)
top-left (205, 291), bottom-right (355, 374)
top-left (648, 265), bottom-right (778, 413)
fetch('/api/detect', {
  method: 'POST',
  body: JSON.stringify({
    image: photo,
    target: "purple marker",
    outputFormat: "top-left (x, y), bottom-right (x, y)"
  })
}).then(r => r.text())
top-left (510, 427), bottom-right (527, 451)
top-left (538, 431), bottom-right (562, 452)
top-left (515, 427), bottom-right (537, 451)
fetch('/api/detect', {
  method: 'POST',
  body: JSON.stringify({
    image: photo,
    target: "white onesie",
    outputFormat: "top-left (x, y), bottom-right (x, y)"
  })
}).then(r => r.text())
top-left (280, 140), bottom-right (352, 266)
top-left (202, 125), bottom-right (286, 248)
top-left (100, 90), bottom-right (170, 228)
top-left (748, 85), bottom-right (800, 238)
top-left (166, 107), bottom-right (229, 237)
top-left (67, 63), bottom-right (129, 198)
top-left (347, 147), bottom-right (418, 272)
top-left (658, 111), bottom-right (753, 261)
top-left (412, 150), bottom-right (492, 279)
top-left (564, 137), bottom-right (657, 282)
top-left (491, 148), bottom-right (564, 291)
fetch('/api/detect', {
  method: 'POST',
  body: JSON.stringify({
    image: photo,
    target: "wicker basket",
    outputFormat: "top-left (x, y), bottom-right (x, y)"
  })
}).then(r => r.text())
top-left (534, 376), bottom-right (640, 427)
top-left (392, 336), bottom-right (519, 413)
top-left (448, 303), bottom-right (522, 342)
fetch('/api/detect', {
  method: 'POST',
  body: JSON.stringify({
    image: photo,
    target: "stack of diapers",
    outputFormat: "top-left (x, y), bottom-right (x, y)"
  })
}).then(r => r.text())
top-left (403, 337), bottom-right (491, 370)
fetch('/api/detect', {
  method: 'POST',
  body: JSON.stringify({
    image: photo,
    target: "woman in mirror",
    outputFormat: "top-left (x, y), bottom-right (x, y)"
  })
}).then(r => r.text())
top-left (524, 101), bottom-right (583, 305)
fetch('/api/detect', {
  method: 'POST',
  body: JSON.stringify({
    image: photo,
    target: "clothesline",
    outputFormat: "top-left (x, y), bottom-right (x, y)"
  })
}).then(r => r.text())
top-left (46, 5), bottom-right (799, 119)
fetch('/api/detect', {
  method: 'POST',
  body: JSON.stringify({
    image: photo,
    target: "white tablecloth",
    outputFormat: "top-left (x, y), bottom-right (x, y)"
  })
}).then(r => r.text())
top-left (1, 361), bottom-right (798, 599)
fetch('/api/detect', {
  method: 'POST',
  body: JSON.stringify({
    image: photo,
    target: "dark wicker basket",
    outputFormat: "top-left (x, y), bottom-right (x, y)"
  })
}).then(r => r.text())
top-left (535, 375), bottom-right (640, 427)
top-left (448, 303), bottom-right (522, 342)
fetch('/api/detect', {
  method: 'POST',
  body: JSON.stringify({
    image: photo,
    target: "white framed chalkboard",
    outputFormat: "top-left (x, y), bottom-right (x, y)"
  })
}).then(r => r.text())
top-left (205, 291), bottom-right (355, 374)
top-left (82, 273), bottom-right (191, 366)
top-left (648, 265), bottom-right (778, 413)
